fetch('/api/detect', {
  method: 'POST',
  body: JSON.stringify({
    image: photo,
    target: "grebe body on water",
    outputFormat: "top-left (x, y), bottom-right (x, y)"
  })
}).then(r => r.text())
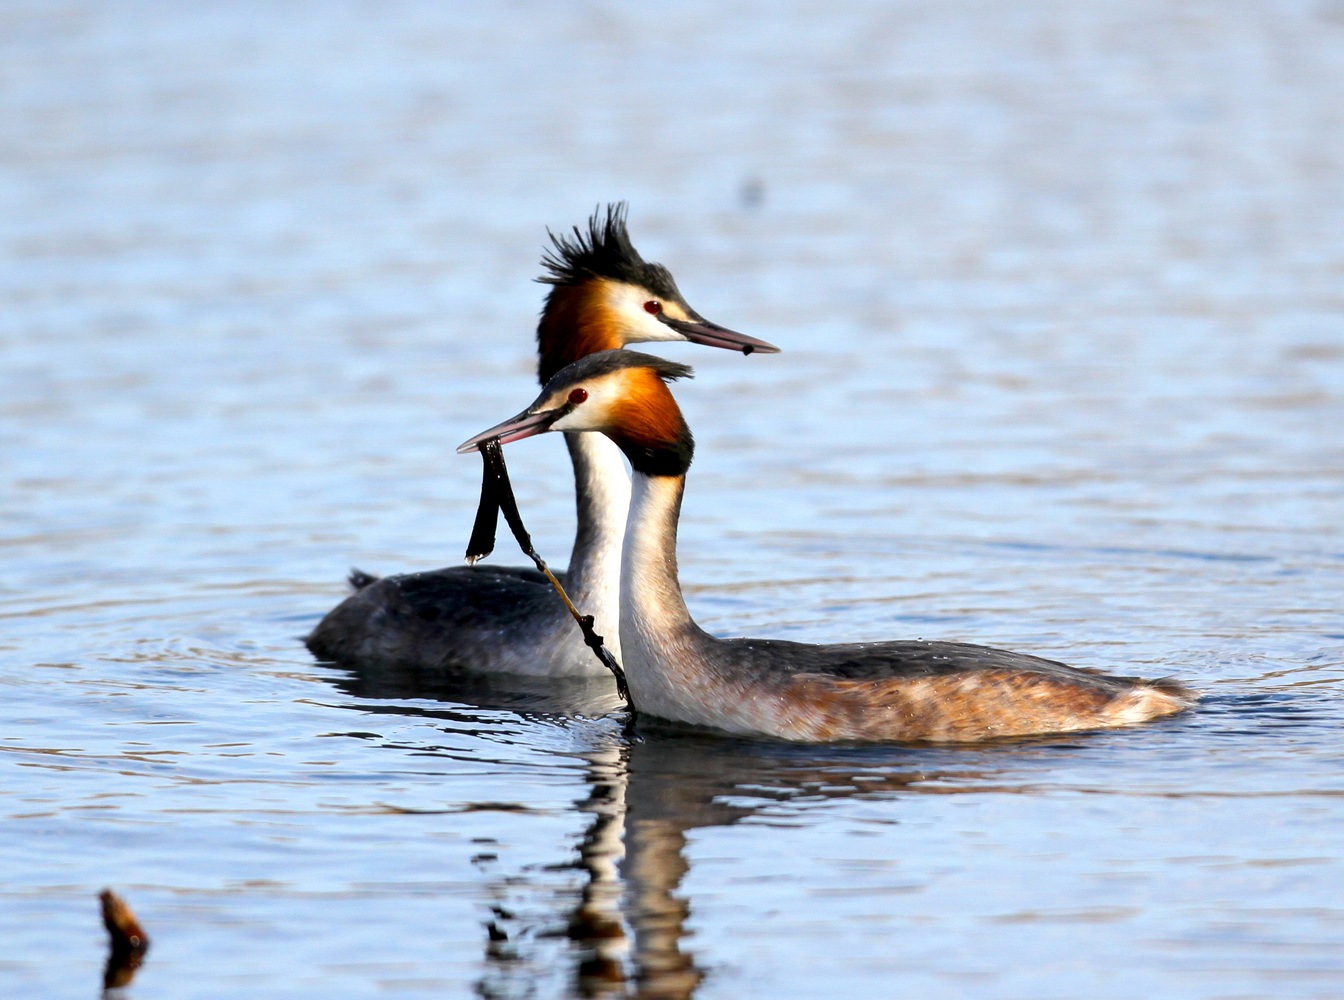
top-left (459, 351), bottom-right (1196, 742)
top-left (306, 207), bottom-right (778, 677)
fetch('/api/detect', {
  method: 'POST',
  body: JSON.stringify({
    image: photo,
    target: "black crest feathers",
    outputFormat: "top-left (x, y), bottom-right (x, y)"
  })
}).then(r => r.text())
top-left (539, 348), bottom-right (694, 396)
top-left (537, 203), bottom-right (680, 300)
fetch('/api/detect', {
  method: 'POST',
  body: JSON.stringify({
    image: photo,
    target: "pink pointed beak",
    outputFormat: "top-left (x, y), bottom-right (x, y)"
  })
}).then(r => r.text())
top-left (659, 315), bottom-right (780, 355)
top-left (456, 406), bottom-right (564, 454)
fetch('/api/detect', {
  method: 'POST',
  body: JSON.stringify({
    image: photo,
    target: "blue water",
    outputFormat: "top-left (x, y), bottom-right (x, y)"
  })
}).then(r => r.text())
top-left (3, 3), bottom-right (1343, 997)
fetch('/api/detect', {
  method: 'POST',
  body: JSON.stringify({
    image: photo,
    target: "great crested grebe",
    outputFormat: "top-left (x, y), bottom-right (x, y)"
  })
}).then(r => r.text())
top-left (458, 350), bottom-right (1197, 742)
top-left (307, 207), bottom-right (779, 676)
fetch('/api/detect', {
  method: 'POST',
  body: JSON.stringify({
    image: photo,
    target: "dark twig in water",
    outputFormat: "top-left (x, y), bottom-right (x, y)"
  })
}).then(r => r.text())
top-left (100, 888), bottom-right (149, 991)
top-left (469, 440), bottom-right (631, 703)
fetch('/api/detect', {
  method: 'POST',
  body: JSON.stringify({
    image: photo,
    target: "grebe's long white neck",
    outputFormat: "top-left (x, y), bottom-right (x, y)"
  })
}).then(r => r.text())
top-left (621, 472), bottom-right (692, 629)
top-left (564, 430), bottom-right (631, 617)
top-left (618, 471), bottom-right (727, 722)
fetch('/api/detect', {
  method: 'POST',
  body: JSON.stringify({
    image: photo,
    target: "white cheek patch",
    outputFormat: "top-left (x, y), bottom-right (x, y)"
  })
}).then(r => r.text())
top-left (550, 409), bottom-right (586, 432)
top-left (550, 379), bottom-right (621, 433)
top-left (607, 282), bottom-right (681, 344)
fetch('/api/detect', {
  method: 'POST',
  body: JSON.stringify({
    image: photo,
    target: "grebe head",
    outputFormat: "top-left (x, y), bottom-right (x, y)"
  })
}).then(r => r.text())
top-left (534, 204), bottom-right (778, 383)
top-left (460, 350), bottom-right (695, 477)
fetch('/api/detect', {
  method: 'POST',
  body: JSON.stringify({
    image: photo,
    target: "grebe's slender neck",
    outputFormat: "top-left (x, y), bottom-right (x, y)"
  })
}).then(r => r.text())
top-left (622, 473), bottom-right (693, 629)
top-left (564, 431), bottom-right (631, 607)
top-left (618, 471), bottom-right (721, 717)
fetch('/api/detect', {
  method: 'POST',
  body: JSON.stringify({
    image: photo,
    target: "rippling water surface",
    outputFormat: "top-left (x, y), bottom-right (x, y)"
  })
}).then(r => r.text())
top-left (3, 3), bottom-right (1343, 997)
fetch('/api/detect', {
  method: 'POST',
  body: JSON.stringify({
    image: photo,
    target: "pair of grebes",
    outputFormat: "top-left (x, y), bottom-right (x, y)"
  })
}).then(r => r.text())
top-left (308, 206), bottom-right (1194, 742)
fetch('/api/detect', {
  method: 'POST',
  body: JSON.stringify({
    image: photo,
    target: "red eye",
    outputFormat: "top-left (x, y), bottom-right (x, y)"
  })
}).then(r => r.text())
top-left (568, 387), bottom-right (588, 405)
top-left (643, 300), bottom-right (662, 315)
